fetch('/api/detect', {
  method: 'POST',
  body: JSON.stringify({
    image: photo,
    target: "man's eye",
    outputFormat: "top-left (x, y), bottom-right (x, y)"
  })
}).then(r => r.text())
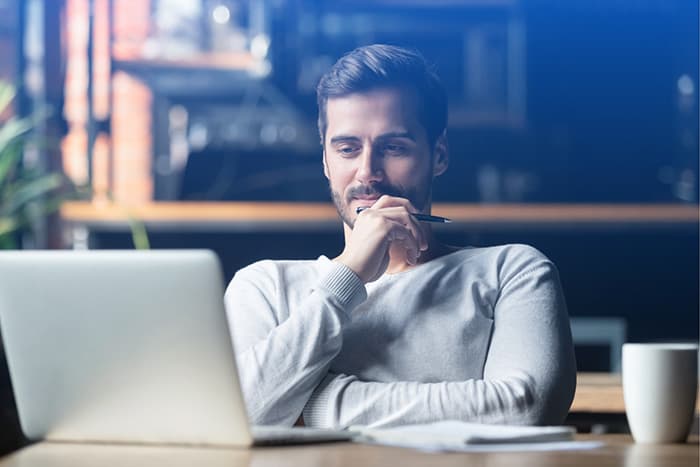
top-left (337, 146), bottom-right (358, 156)
top-left (383, 144), bottom-right (406, 155)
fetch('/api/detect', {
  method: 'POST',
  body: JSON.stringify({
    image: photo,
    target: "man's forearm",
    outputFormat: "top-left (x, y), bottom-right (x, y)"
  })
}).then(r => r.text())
top-left (235, 302), bottom-right (346, 426)
top-left (302, 372), bottom-right (552, 429)
top-left (226, 261), bottom-right (367, 426)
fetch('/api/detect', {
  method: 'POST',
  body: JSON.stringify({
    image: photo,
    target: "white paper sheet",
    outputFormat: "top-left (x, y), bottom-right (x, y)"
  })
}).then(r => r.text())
top-left (351, 421), bottom-right (605, 453)
top-left (357, 438), bottom-right (605, 453)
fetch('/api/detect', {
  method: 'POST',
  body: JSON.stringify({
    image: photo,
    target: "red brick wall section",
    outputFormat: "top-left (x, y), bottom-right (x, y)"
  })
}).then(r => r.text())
top-left (62, 0), bottom-right (89, 186)
top-left (112, 70), bottom-right (153, 203)
top-left (62, 0), bottom-right (153, 203)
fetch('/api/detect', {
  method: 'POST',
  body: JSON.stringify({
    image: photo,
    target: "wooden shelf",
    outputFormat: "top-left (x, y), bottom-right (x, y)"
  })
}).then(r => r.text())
top-left (112, 52), bottom-right (257, 73)
top-left (60, 202), bottom-right (699, 233)
top-left (110, 52), bottom-right (265, 97)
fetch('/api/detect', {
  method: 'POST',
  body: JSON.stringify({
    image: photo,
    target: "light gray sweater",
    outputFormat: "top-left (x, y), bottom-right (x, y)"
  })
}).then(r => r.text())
top-left (224, 244), bottom-right (576, 429)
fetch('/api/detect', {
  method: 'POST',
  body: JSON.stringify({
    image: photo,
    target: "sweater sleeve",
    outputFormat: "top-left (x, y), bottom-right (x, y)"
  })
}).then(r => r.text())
top-left (302, 255), bottom-right (577, 429)
top-left (224, 260), bottom-right (367, 426)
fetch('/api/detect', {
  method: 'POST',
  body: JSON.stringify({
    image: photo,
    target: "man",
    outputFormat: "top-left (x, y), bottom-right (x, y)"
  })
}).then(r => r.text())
top-left (225, 44), bottom-right (576, 429)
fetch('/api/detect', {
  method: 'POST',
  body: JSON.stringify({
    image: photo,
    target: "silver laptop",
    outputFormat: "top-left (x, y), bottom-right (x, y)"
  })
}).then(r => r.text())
top-left (0, 250), bottom-right (352, 446)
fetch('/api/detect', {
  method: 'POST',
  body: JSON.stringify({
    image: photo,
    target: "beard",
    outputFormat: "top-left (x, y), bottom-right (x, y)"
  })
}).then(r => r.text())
top-left (330, 178), bottom-right (432, 229)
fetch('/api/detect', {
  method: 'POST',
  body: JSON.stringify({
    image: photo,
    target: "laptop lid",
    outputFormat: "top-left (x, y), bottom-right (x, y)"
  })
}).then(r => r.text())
top-left (0, 249), bottom-right (254, 446)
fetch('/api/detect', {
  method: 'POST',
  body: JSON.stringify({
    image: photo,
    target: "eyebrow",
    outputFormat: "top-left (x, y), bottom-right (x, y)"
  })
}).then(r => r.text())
top-left (329, 135), bottom-right (360, 145)
top-left (376, 132), bottom-right (416, 142)
top-left (329, 132), bottom-right (416, 145)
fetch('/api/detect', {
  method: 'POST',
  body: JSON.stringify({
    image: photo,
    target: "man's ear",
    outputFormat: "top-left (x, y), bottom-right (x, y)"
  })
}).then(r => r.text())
top-left (322, 148), bottom-right (330, 179)
top-left (432, 130), bottom-right (449, 177)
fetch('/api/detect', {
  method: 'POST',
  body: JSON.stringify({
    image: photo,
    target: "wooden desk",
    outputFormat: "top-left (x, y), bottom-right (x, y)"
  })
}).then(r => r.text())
top-left (0, 435), bottom-right (697, 467)
top-left (572, 372), bottom-right (700, 414)
top-left (572, 372), bottom-right (626, 413)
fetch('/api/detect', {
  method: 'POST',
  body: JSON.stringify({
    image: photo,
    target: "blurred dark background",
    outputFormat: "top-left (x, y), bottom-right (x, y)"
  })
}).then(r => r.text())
top-left (0, 0), bottom-right (697, 453)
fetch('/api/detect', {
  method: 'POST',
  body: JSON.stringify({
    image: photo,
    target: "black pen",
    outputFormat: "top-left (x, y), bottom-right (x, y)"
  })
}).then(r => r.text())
top-left (355, 206), bottom-right (452, 223)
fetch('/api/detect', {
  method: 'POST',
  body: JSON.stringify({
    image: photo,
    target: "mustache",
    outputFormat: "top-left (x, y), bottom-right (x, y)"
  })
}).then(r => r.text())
top-left (346, 183), bottom-right (404, 200)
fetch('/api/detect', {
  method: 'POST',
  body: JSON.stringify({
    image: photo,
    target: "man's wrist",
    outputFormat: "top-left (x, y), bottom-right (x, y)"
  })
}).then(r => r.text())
top-left (333, 255), bottom-right (366, 284)
top-left (318, 260), bottom-right (367, 313)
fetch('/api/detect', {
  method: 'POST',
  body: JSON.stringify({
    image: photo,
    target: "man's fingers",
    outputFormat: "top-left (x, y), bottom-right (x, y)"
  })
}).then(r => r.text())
top-left (386, 221), bottom-right (420, 264)
top-left (367, 206), bottom-right (427, 252)
top-left (371, 196), bottom-right (428, 250)
top-left (372, 194), bottom-right (419, 213)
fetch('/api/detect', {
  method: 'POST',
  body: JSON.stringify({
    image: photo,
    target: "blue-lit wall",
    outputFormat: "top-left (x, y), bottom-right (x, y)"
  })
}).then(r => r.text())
top-left (178, 0), bottom-right (698, 205)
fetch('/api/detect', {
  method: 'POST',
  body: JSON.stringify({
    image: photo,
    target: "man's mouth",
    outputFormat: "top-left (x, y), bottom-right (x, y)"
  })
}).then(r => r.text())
top-left (353, 194), bottom-right (381, 201)
top-left (347, 184), bottom-right (397, 209)
top-left (351, 194), bottom-right (382, 210)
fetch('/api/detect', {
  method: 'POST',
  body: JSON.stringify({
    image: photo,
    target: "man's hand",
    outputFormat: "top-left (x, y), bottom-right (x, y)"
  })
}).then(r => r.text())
top-left (335, 195), bottom-right (428, 283)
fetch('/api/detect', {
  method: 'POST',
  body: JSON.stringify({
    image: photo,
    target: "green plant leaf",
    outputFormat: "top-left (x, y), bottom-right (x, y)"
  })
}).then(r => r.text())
top-left (0, 115), bottom-right (35, 154)
top-left (126, 215), bottom-right (151, 250)
top-left (0, 234), bottom-right (17, 249)
top-left (0, 139), bottom-right (22, 189)
top-left (0, 193), bottom-right (65, 238)
top-left (0, 217), bottom-right (18, 236)
top-left (0, 82), bottom-right (16, 118)
top-left (3, 173), bottom-right (64, 215)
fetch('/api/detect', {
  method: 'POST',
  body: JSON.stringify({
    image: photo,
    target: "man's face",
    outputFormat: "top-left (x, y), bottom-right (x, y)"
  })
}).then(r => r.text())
top-left (322, 87), bottom-right (446, 228)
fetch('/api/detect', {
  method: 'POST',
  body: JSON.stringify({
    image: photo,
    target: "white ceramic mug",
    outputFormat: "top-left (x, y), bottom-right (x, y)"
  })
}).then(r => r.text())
top-left (622, 343), bottom-right (698, 443)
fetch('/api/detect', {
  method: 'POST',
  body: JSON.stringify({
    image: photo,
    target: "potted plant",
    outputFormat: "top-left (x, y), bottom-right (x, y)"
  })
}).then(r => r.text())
top-left (0, 81), bottom-right (66, 249)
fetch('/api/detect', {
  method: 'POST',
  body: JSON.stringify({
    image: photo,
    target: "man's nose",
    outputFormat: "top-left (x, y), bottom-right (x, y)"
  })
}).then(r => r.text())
top-left (355, 148), bottom-right (384, 184)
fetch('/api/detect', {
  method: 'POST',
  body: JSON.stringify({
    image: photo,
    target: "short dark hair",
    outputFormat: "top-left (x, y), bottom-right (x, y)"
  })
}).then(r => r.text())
top-left (316, 44), bottom-right (447, 148)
